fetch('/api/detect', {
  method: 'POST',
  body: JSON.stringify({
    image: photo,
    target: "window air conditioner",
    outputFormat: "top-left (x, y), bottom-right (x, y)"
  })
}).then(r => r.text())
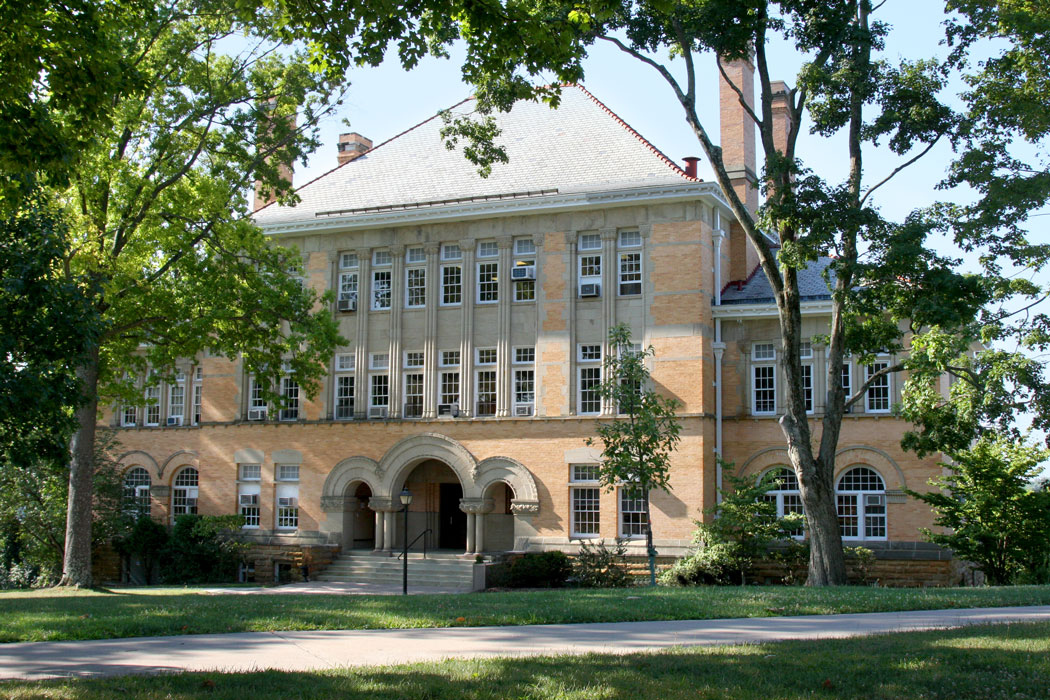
top-left (511, 265), bottom-right (536, 281)
top-left (277, 496), bottom-right (296, 508)
top-left (337, 296), bottom-right (357, 312)
top-left (185, 497), bottom-right (198, 508)
top-left (166, 416), bottom-right (182, 426)
top-left (239, 494), bottom-right (258, 506)
top-left (437, 403), bottom-right (459, 417)
top-left (579, 282), bottom-right (601, 298)
top-left (247, 408), bottom-right (267, 421)
top-left (514, 404), bottom-right (534, 417)
top-left (134, 485), bottom-right (150, 498)
top-left (368, 406), bottom-right (388, 419)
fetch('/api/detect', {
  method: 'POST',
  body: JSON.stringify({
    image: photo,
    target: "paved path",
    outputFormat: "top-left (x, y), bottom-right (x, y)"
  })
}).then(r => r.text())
top-left (2, 605), bottom-right (1049, 681)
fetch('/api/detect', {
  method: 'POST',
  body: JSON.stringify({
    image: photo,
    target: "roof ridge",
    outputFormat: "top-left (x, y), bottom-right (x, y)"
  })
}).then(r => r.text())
top-left (252, 96), bottom-right (477, 215)
top-left (570, 84), bottom-right (697, 182)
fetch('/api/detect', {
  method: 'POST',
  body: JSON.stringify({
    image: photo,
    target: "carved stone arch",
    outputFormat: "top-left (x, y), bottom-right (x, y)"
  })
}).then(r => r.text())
top-left (160, 450), bottom-right (199, 480)
top-left (835, 445), bottom-right (907, 490)
top-left (116, 451), bottom-right (160, 480)
top-left (739, 447), bottom-right (792, 478)
top-left (475, 456), bottom-right (540, 510)
top-left (322, 456), bottom-right (382, 504)
top-left (378, 433), bottom-right (478, 497)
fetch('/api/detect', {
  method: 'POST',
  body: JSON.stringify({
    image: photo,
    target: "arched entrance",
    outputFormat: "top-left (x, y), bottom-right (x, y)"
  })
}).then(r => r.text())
top-left (479, 482), bottom-right (515, 552)
top-left (342, 481), bottom-right (375, 550)
top-left (401, 460), bottom-right (467, 551)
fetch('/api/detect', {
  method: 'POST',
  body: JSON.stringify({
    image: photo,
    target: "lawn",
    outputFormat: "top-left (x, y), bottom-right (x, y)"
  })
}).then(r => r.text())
top-left (2, 584), bottom-right (1050, 643)
top-left (2, 621), bottom-right (1048, 699)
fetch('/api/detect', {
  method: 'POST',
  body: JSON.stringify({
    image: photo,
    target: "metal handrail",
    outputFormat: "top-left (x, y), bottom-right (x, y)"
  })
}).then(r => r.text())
top-left (397, 528), bottom-right (433, 560)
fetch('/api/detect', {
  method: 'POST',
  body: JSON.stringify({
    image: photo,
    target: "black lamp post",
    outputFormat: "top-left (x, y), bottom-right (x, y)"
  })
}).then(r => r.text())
top-left (400, 487), bottom-right (413, 595)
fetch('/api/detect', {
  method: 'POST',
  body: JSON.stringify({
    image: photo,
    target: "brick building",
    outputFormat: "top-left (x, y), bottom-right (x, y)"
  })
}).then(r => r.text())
top-left (106, 66), bottom-right (950, 585)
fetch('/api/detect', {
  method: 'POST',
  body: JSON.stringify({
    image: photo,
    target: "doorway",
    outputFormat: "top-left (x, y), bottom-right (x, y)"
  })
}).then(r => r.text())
top-left (439, 482), bottom-right (467, 549)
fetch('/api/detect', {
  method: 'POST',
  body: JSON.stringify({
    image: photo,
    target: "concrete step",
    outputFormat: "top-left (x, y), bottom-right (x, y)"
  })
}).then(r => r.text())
top-left (314, 552), bottom-right (479, 588)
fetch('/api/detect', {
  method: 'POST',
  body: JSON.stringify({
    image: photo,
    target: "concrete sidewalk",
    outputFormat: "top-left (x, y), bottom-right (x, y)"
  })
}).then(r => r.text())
top-left (2, 605), bottom-right (1049, 681)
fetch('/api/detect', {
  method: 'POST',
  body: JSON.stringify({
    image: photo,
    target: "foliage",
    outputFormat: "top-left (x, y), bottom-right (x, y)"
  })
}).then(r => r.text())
top-left (158, 514), bottom-right (248, 585)
top-left (571, 538), bottom-right (633, 588)
top-left (500, 551), bottom-right (572, 589)
top-left (906, 435), bottom-right (1050, 585)
top-left (844, 546), bottom-right (876, 586)
top-left (659, 541), bottom-right (741, 586)
top-left (112, 517), bottom-right (171, 586)
top-left (587, 324), bottom-right (681, 584)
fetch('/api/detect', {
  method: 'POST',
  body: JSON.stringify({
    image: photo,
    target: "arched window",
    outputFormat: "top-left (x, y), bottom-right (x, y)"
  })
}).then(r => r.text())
top-left (123, 467), bottom-right (151, 517)
top-left (760, 467), bottom-right (804, 537)
top-left (836, 466), bottom-right (886, 540)
top-left (172, 467), bottom-right (199, 519)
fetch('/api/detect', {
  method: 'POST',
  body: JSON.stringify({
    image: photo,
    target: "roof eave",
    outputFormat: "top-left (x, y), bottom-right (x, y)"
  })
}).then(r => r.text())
top-left (713, 299), bottom-right (834, 319)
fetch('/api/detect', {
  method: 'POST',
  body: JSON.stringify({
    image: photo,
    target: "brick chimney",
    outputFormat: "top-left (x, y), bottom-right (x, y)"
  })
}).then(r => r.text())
top-left (253, 101), bottom-right (296, 211)
top-left (719, 56), bottom-right (760, 284)
top-left (337, 132), bottom-right (373, 165)
top-left (769, 81), bottom-right (795, 160)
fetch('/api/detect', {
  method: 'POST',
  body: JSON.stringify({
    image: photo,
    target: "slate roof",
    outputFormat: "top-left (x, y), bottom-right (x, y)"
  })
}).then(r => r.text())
top-left (253, 85), bottom-right (696, 226)
top-left (720, 257), bottom-right (836, 304)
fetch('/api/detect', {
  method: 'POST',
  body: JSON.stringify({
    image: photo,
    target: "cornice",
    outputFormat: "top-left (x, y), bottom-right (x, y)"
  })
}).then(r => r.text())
top-left (712, 300), bottom-right (834, 319)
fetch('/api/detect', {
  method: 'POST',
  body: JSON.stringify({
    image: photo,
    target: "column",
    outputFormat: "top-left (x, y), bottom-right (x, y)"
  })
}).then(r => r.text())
top-left (465, 512), bottom-right (476, 555)
top-left (531, 233), bottom-right (546, 416)
top-left (388, 244), bottom-right (405, 418)
top-left (600, 227), bottom-right (617, 416)
top-left (355, 247), bottom-right (371, 420)
top-left (496, 236), bottom-right (513, 417)
top-left (566, 231), bottom-right (578, 415)
top-left (383, 510), bottom-right (396, 553)
top-left (423, 242), bottom-right (440, 418)
top-left (459, 238), bottom-right (475, 416)
top-left (373, 509), bottom-right (384, 551)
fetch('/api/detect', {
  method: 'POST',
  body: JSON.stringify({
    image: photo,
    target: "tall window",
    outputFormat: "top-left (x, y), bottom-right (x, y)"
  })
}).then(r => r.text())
top-left (570, 464), bottom-right (600, 537)
top-left (248, 376), bottom-right (267, 417)
top-left (760, 467), bottom-right (804, 537)
top-left (371, 269), bottom-right (391, 310)
top-left (279, 376), bottom-right (299, 421)
top-left (403, 372), bottom-right (424, 418)
top-left (513, 347), bottom-right (535, 415)
top-left (168, 372), bottom-right (185, 424)
top-left (619, 486), bottom-right (647, 538)
top-left (122, 405), bottom-right (137, 427)
top-left (618, 251), bottom-right (641, 296)
top-left (370, 374), bottom-right (389, 414)
top-left (476, 370), bottom-right (497, 416)
top-left (836, 467), bottom-right (887, 540)
top-left (800, 341), bottom-right (813, 414)
top-left (276, 495), bottom-right (298, 530)
top-left (339, 252), bottom-right (358, 308)
top-left (577, 233), bottom-right (602, 297)
top-left (406, 267), bottom-right (426, 308)
top-left (172, 467), bottom-right (199, 518)
top-left (192, 367), bottom-right (202, 425)
top-left (578, 344), bottom-right (602, 415)
top-left (477, 261), bottom-right (498, 303)
top-left (865, 360), bottom-right (891, 413)
top-left (144, 377), bottom-right (161, 426)
top-left (334, 353), bottom-right (355, 420)
top-left (123, 467), bottom-right (151, 518)
top-left (752, 343), bottom-right (776, 415)
top-left (440, 371), bottom-right (460, 408)
top-left (513, 237), bottom-right (536, 302)
top-left (441, 264), bottom-right (462, 305)
top-left (239, 488), bottom-right (260, 528)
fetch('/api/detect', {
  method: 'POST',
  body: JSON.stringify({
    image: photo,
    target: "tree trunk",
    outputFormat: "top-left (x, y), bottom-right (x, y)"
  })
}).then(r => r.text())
top-left (644, 486), bottom-right (656, 586)
top-left (59, 346), bottom-right (100, 588)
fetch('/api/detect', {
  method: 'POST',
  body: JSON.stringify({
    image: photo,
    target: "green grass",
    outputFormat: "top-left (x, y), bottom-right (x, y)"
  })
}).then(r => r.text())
top-left (1, 584), bottom-right (1050, 643)
top-left (3, 621), bottom-right (1049, 699)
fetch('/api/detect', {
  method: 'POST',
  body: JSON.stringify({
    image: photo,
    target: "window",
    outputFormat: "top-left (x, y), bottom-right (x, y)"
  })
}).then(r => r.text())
top-left (249, 376), bottom-right (267, 414)
top-left (440, 371), bottom-right (460, 406)
top-left (239, 490), bottom-right (260, 528)
top-left (372, 250), bottom-right (392, 266)
top-left (276, 495), bottom-right (298, 530)
top-left (759, 467), bottom-right (804, 537)
top-left (406, 267), bottom-right (426, 307)
top-left (477, 240), bottom-right (498, 258)
top-left (836, 467), bottom-right (887, 540)
top-left (752, 343), bottom-right (776, 415)
top-left (578, 366), bottom-right (602, 415)
top-left (339, 252), bottom-right (359, 270)
top-left (513, 238), bottom-right (536, 302)
top-left (476, 347), bottom-right (497, 365)
top-left (441, 265), bottom-right (462, 305)
top-left (578, 254), bottom-right (601, 297)
top-left (192, 369), bottom-right (202, 425)
top-left (172, 468), bottom-right (199, 518)
top-left (403, 373), bottom-right (424, 418)
top-left (338, 270), bottom-right (358, 304)
top-left (371, 269), bottom-right (391, 310)
top-left (514, 347), bottom-right (535, 364)
top-left (514, 238), bottom-right (536, 256)
top-left (279, 376), bottom-right (299, 421)
top-left (370, 374), bottom-right (389, 410)
top-left (865, 360), bottom-right (891, 413)
top-left (404, 351), bottom-right (424, 368)
top-left (514, 369), bottom-right (534, 412)
top-left (122, 405), bottom-right (137, 427)
top-left (122, 467), bottom-right (151, 518)
top-left (476, 370), bottom-right (497, 416)
top-left (277, 464), bottom-right (300, 481)
top-left (801, 364), bottom-right (814, 414)
top-left (168, 378), bottom-right (185, 423)
top-left (239, 464), bottom-right (261, 481)
top-left (477, 261), bottom-right (498, 303)
top-left (578, 233), bottom-right (601, 251)
top-left (618, 252), bottom-right (641, 295)
top-left (619, 486), bottom-right (647, 538)
top-left (578, 345), bottom-right (602, 362)
top-left (369, 353), bottom-right (389, 370)
top-left (145, 380), bottom-right (160, 426)
top-left (441, 350), bottom-right (460, 367)
top-left (570, 465), bottom-right (600, 537)
top-left (406, 247), bottom-right (425, 264)
top-left (618, 229), bottom-right (642, 248)
top-left (334, 374), bottom-right (355, 420)
top-left (441, 243), bottom-right (462, 261)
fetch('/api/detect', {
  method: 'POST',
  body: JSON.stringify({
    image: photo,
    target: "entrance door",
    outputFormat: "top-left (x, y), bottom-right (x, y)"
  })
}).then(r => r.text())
top-left (439, 483), bottom-right (467, 549)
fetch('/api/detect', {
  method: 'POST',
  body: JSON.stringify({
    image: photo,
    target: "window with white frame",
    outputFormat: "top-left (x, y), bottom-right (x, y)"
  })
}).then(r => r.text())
top-left (275, 481), bottom-right (298, 530)
top-left (475, 369), bottom-right (497, 416)
top-left (338, 253), bottom-right (358, 306)
top-left (369, 353), bottom-right (389, 370)
top-left (441, 264), bottom-right (462, 305)
top-left (440, 370), bottom-right (460, 407)
top-left (239, 488), bottom-right (260, 528)
top-left (477, 261), bottom-right (498, 303)
top-left (122, 405), bottom-right (137, 427)
top-left (752, 343), bottom-right (777, 415)
top-left (370, 374), bottom-right (389, 411)
top-left (514, 347), bottom-right (535, 364)
top-left (405, 247), bottom-right (425, 264)
top-left (618, 251), bottom-right (641, 296)
top-left (798, 341), bottom-right (813, 414)
top-left (476, 347), bottom-right (497, 365)
top-left (865, 359), bottom-right (891, 413)
top-left (513, 347), bottom-right (536, 413)
top-left (570, 465), bottom-right (600, 537)
top-left (476, 240), bottom-right (498, 258)
top-left (759, 467), bottom-right (804, 537)
top-left (578, 344), bottom-right (602, 415)
top-left (836, 467), bottom-right (887, 540)
top-left (512, 238), bottom-right (536, 302)
top-left (172, 467), bottom-right (199, 518)
top-left (406, 267), bottom-right (426, 308)
top-left (619, 486), bottom-right (647, 537)
top-left (168, 373), bottom-right (185, 423)
top-left (618, 229), bottom-right (642, 248)
top-left (617, 344), bottom-right (643, 414)
top-left (371, 269), bottom-right (391, 310)
top-left (248, 376), bottom-right (267, 416)
top-left (372, 250), bottom-right (392, 266)
top-left (279, 376), bottom-right (299, 421)
top-left (334, 353), bottom-right (355, 420)
top-left (340, 252), bottom-right (359, 270)
top-left (277, 464), bottom-right (299, 481)
top-left (144, 377), bottom-right (160, 426)
top-left (192, 368), bottom-right (202, 425)
top-left (441, 350), bottom-right (460, 367)
top-left (404, 351), bottom-right (424, 368)
top-left (122, 467), bottom-right (151, 518)
top-left (239, 464), bottom-right (261, 481)
top-left (441, 243), bottom-right (462, 261)
top-left (403, 372), bottom-right (423, 418)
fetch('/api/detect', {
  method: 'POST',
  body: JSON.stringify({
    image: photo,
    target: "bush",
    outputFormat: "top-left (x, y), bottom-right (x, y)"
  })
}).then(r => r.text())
top-left (769, 540), bottom-right (810, 585)
top-left (113, 515), bottom-right (170, 584)
top-left (572, 539), bottom-right (633, 588)
top-left (159, 514), bottom-right (247, 584)
top-left (503, 551), bottom-right (572, 588)
top-left (845, 546), bottom-right (876, 585)
top-left (659, 541), bottom-right (741, 586)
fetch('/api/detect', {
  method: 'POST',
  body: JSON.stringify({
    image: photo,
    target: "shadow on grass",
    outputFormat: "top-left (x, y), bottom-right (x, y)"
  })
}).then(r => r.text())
top-left (3, 623), bottom-right (1050, 700)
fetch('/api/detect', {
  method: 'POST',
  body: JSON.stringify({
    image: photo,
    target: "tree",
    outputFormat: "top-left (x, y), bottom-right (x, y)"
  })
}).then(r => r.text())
top-left (586, 324), bottom-right (682, 586)
top-left (433, 1), bottom-right (989, 585)
top-left (54, 3), bottom-right (352, 586)
top-left (906, 435), bottom-right (1050, 585)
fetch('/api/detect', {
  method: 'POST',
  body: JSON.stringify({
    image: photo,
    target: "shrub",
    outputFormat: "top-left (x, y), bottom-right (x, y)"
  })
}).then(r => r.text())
top-left (845, 546), bottom-right (876, 585)
top-left (769, 540), bottom-right (810, 585)
top-left (659, 541), bottom-right (740, 586)
top-left (572, 539), bottom-right (633, 588)
top-left (113, 515), bottom-right (170, 584)
top-left (504, 551), bottom-right (572, 588)
top-left (159, 514), bottom-right (247, 584)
